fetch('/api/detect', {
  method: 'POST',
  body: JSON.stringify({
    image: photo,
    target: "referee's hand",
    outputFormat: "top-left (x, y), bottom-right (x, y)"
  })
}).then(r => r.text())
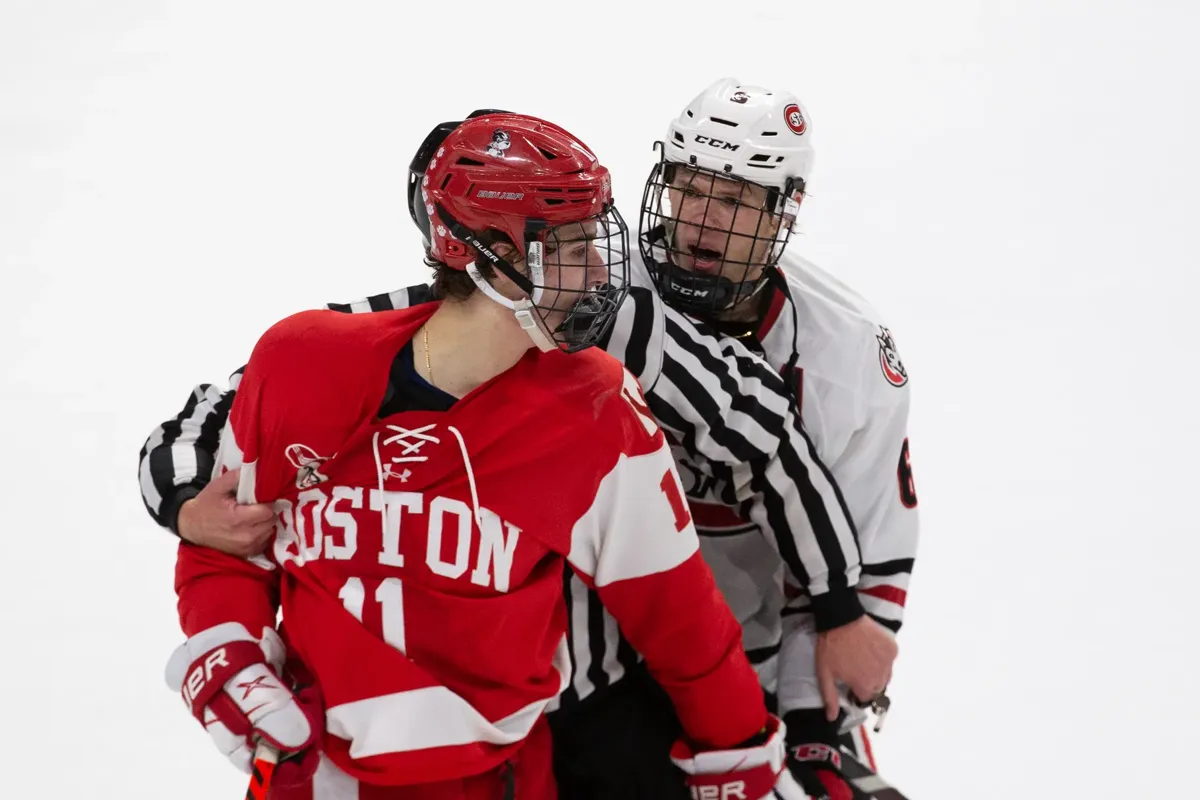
top-left (177, 468), bottom-right (275, 557)
top-left (815, 617), bottom-right (897, 722)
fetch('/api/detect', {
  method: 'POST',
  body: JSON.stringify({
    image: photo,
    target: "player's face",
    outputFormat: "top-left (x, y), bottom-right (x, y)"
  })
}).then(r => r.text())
top-left (536, 218), bottom-right (610, 328)
top-left (667, 168), bottom-right (779, 284)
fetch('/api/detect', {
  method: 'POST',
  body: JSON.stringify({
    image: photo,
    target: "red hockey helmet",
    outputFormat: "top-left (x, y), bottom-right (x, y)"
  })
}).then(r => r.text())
top-left (417, 113), bottom-right (629, 352)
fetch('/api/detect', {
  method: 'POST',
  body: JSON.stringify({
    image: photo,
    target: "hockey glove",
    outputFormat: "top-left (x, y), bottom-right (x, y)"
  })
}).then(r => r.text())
top-left (671, 715), bottom-right (812, 799)
top-left (782, 709), bottom-right (871, 800)
top-left (165, 622), bottom-right (321, 784)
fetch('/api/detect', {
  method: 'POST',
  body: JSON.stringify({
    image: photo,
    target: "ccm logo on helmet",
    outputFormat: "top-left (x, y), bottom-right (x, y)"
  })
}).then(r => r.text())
top-left (694, 135), bottom-right (740, 152)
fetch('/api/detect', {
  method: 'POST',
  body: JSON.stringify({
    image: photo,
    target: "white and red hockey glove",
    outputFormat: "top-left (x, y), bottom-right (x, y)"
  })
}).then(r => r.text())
top-left (671, 715), bottom-right (813, 799)
top-left (164, 622), bottom-right (322, 784)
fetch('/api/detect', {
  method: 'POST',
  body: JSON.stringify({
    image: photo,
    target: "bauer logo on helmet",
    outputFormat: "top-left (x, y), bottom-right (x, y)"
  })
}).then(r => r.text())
top-left (476, 190), bottom-right (525, 200)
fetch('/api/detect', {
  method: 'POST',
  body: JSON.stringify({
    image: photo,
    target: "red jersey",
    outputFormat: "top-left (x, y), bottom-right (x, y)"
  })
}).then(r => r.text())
top-left (175, 303), bottom-right (766, 786)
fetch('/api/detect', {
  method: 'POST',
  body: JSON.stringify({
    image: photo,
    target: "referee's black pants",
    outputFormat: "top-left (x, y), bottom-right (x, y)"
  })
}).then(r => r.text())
top-left (548, 666), bottom-right (690, 799)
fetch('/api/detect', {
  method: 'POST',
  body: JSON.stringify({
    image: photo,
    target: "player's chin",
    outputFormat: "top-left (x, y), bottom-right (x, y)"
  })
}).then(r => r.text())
top-left (725, 257), bottom-right (763, 282)
top-left (540, 307), bottom-right (570, 335)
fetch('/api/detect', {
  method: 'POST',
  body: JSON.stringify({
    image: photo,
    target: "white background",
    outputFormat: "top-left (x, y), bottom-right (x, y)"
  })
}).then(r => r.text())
top-left (2, 1), bottom-right (1197, 797)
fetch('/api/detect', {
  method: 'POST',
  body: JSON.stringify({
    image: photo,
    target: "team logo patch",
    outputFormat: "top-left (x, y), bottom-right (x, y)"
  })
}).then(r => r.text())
top-left (876, 326), bottom-right (908, 387)
top-left (783, 103), bottom-right (807, 135)
top-left (486, 129), bottom-right (511, 157)
top-left (285, 443), bottom-right (332, 488)
top-left (730, 90), bottom-right (750, 104)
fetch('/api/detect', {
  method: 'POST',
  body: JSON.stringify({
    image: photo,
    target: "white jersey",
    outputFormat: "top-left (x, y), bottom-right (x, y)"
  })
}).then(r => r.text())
top-left (626, 249), bottom-right (920, 715)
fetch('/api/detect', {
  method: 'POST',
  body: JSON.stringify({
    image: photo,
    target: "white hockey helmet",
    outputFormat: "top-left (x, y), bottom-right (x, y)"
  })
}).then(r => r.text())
top-left (665, 78), bottom-right (814, 196)
top-left (640, 78), bottom-right (816, 317)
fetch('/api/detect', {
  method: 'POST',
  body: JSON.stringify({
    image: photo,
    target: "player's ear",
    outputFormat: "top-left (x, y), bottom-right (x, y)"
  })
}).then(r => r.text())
top-left (479, 244), bottom-right (532, 301)
top-left (492, 241), bottom-right (531, 273)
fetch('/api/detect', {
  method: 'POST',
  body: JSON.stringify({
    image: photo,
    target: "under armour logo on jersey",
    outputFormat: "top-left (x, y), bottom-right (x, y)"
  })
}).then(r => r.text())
top-left (379, 424), bottom-right (440, 482)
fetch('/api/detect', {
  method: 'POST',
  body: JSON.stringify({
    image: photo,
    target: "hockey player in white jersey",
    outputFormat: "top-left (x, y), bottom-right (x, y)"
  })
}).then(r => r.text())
top-left (620, 77), bottom-right (920, 799)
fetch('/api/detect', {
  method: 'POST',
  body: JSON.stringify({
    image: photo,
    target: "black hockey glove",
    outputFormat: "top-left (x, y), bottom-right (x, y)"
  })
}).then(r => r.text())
top-left (782, 709), bottom-right (871, 800)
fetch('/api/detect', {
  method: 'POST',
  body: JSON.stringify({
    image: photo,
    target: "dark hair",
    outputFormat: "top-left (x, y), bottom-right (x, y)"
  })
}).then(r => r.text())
top-left (427, 230), bottom-right (513, 301)
top-left (429, 254), bottom-right (496, 301)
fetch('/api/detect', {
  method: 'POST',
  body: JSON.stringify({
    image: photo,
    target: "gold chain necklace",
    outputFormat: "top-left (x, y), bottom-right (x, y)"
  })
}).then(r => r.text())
top-left (423, 326), bottom-right (433, 386)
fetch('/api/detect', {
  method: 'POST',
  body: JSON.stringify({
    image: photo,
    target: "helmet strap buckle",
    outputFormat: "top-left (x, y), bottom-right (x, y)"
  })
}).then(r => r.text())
top-left (513, 299), bottom-right (559, 352)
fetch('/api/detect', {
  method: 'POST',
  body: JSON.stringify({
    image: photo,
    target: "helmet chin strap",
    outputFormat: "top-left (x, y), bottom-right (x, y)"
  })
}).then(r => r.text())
top-left (437, 201), bottom-right (561, 352)
top-left (511, 297), bottom-right (560, 352)
top-left (463, 242), bottom-right (559, 353)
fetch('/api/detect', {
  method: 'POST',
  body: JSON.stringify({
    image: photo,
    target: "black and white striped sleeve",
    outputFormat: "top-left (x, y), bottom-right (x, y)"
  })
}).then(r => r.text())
top-left (136, 284), bottom-right (435, 534)
top-left (138, 377), bottom-right (241, 532)
top-left (324, 284), bottom-right (434, 314)
top-left (606, 289), bottom-right (865, 631)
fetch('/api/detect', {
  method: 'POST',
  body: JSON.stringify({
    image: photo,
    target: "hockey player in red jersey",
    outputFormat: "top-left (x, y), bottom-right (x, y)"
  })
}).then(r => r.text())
top-left (163, 114), bottom-right (807, 798)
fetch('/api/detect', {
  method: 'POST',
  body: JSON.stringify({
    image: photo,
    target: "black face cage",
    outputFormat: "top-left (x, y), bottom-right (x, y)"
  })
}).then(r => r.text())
top-left (435, 201), bottom-right (631, 354)
top-left (532, 205), bottom-right (630, 352)
top-left (639, 150), bottom-right (800, 318)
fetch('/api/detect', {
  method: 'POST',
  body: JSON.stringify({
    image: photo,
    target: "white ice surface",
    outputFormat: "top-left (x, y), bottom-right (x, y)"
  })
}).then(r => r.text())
top-left (2, 2), bottom-right (1197, 797)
